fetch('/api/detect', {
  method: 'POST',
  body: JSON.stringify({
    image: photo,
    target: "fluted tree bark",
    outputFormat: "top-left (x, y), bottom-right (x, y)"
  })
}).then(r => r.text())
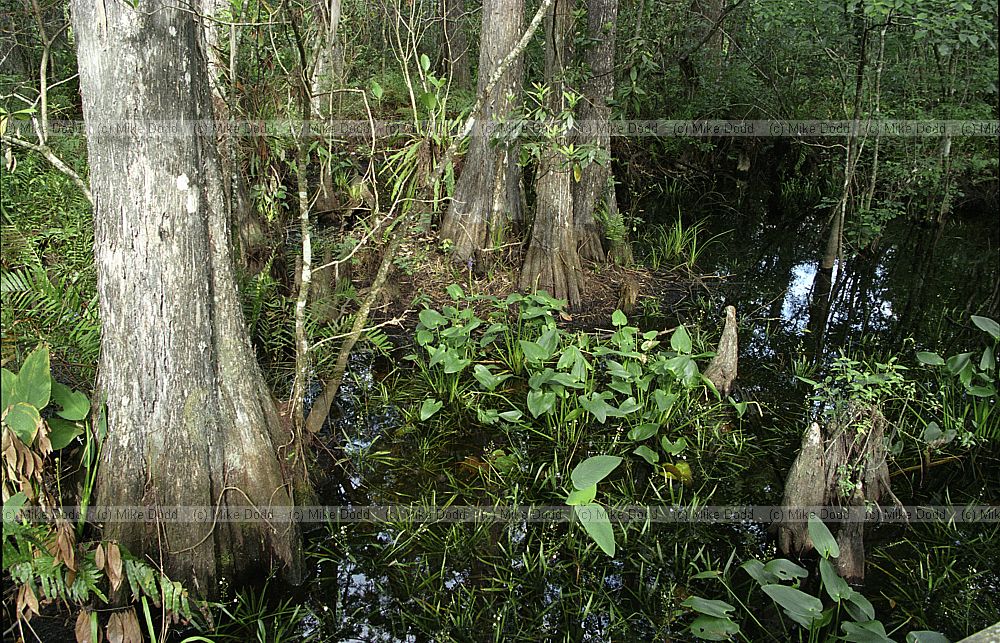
top-left (72, 0), bottom-right (303, 595)
top-left (520, 0), bottom-right (584, 307)
top-left (439, 0), bottom-right (525, 265)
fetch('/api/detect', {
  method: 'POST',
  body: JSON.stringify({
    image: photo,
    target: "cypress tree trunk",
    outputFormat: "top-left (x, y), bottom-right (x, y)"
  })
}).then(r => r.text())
top-left (573, 0), bottom-right (632, 265)
top-left (72, 0), bottom-right (303, 595)
top-left (439, 0), bottom-right (524, 266)
top-left (521, 0), bottom-right (583, 307)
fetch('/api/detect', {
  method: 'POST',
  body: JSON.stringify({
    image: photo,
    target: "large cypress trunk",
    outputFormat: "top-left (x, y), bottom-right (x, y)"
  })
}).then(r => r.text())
top-left (439, 0), bottom-right (524, 265)
top-left (520, 0), bottom-right (583, 307)
top-left (573, 0), bottom-right (633, 265)
top-left (72, 0), bottom-right (303, 594)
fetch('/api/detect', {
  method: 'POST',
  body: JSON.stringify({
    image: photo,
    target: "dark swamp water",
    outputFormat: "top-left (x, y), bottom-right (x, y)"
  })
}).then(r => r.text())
top-left (243, 195), bottom-right (1000, 642)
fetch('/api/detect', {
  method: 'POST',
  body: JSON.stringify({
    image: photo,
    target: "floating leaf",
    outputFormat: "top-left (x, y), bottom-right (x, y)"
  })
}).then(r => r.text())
top-left (419, 399), bottom-right (443, 421)
top-left (574, 503), bottom-right (615, 556)
top-left (570, 455), bottom-right (622, 490)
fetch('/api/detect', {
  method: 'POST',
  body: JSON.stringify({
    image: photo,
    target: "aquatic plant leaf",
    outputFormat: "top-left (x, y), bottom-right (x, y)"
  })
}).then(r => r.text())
top-left (916, 352), bottom-right (945, 366)
top-left (566, 484), bottom-right (596, 505)
top-left (841, 620), bottom-right (892, 642)
top-left (51, 382), bottom-right (90, 421)
top-left (980, 346), bottom-right (995, 373)
top-left (574, 503), bottom-right (615, 556)
top-left (971, 315), bottom-right (1000, 340)
top-left (473, 364), bottom-right (510, 391)
top-left (617, 397), bottom-right (641, 415)
top-left (633, 445), bottom-right (658, 464)
top-left (808, 514), bottom-right (840, 559)
top-left (844, 590), bottom-right (876, 621)
top-left (418, 308), bottom-right (447, 329)
top-left (445, 284), bottom-right (464, 300)
top-left (653, 389), bottom-right (678, 413)
top-left (526, 389), bottom-right (556, 417)
top-left (419, 399), bottom-right (443, 421)
top-left (5, 402), bottom-right (41, 445)
top-left (628, 423), bottom-right (659, 441)
top-left (689, 615), bottom-right (739, 640)
top-left (519, 340), bottom-right (550, 363)
top-left (945, 352), bottom-right (973, 376)
top-left (498, 409), bottom-right (523, 422)
top-left (661, 436), bottom-right (687, 455)
top-left (662, 461), bottom-right (693, 484)
top-left (611, 310), bottom-right (627, 327)
top-left (579, 392), bottom-right (616, 423)
top-left (681, 596), bottom-right (735, 618)
top-left (905, 632), bottom-right (949, 643)
top-left (762, 558), bottom-right (808, 581)
top-left (819, 558), bottom-right (850, 601)
top-left (741, 559), bottom-right (778, 586)
top-left (537, 328), bottom-right (560, 354)
top-left (762, 584), bottom-right (823, 627)
top-left (570, 455), bottom-right (622, 490)
top-left (671, 325), bottom-right (692, 354)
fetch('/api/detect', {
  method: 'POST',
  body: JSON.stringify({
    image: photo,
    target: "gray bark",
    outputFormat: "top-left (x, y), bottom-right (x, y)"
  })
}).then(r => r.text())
top-left (521, 0), bottom-right (583, 307)
top-left (72, 0), bottom-right (303, 594)
top-left (439, 0), bottom-right (525, 265)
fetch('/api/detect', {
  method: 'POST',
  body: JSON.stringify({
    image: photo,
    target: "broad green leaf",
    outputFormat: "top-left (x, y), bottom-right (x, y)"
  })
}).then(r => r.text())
top-left (370, 79), bottom-right (384, 99)
top-left (537, 328), bottom-right (560, 354)
top-left (51, 382), bottom-right (90, 421)
top-left (653, 389), bottom-right (678, 413)
top-left (980, 346), bottom-right (995, 372)
top-left (566, 484), bottom-right (597, 505)
top-left (905, 632), bottom-right (949, 643)
top-left (473, 364), bottom-right (509, 391)
top-left (526, 389), bottom-right (556, 417)
top-left (419, 399), bottom-right (443, 421)
top-left (842, 620), bottom-right (892, 643)
top-left (416, 329), bottom-right (434, 346)
top-left (419, 53), bottom-right (431, 72)
top-left (741, 559), bottom-right (777, 586)
top-left (967, 385), bottom-right (997, 398)
top-left (574, 503), bottom-right (615, 556)
top-left (1, 368), bottom-right (16, 409)
top-left (681, 596), bottom-right (735, 618)
top-left (2, 491), bottom-right (28, 522)
top-left (628, 423), bottom-right (659, 441)
top-left (5, 401), bottom-right (41, 445)
top-left (419, 308), bottom-right (447, 329)
top-left (945, 352), bottom-right (973, 375)
top-left (808, 514), bottom-right (840, 558)
top-left (617, 397), bottom-right (641, 415)
top-left (916, 351), bottom-right (945, 366)
top-left (15, 345), bottom-right (51, 410)
top-left (570, 455), bottom-right (622, 490)
top-left (48, 418), bottom-right (84, 450)
top-left (819, 557), bottom-right (850, 601)
top-left (445, 283), bottom-right (464, 300)
top-left (477, 408), bottom-right (500, 424)
top-left (661, 436), bottom-right (687, 455)
top-left (971, 315), bottom-right (1000, 340)
top-left (579, 392), bottom-right (616, 423)
top-left (844, 591), bottom-right (875, 621)
top-left (442, 352), bottom-right (471, 374)
top-left (611, 310), bottom-right (627, 327)
top-left (671, 325), bottom-right (692, 354)
top-left (762, 584), bottom-right (824, 627)
top-left (762, 558), bottom-right (808, 581)
top-left (519, 340), bottom-right (550, 363)
top-left (689, 615), bottom-right (739, 641)
top-left (662, 461), bottom-right (692, 484)
top-left (499, 409), bottom-right (523, 422)
top-left (633, 445), bottom-right (659, 464)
